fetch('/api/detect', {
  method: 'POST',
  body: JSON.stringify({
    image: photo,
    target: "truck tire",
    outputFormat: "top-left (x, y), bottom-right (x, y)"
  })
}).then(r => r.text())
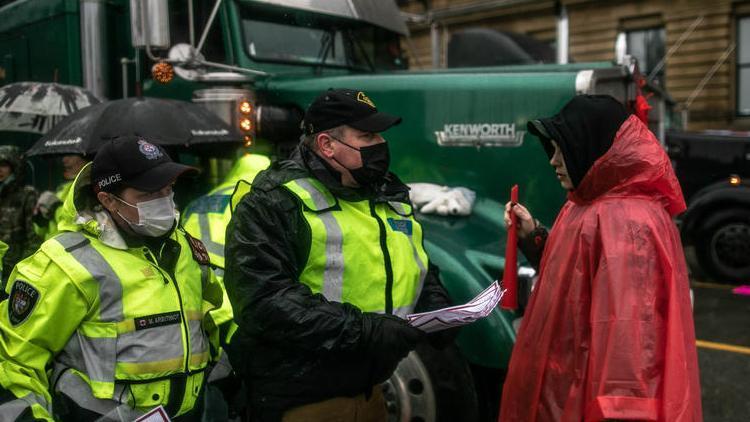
top-left (695, 207), bottom-right (750, 283)
top-left (383, 343), bottom-right (479, 422)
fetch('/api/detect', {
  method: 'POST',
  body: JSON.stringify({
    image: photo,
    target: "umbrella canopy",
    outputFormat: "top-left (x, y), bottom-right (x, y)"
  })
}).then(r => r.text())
top-left (0, 82), bottom-right (100, 134)
top-left (26, 97), bottom-right (241, 157)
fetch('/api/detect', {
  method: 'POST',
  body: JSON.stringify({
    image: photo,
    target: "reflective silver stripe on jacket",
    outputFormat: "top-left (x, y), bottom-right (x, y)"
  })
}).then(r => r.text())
top-left (387, 201), bottom-right (410, 216)
top-left (55, 232), bottom-right (123, 322)
top-left (386, 201), bottom-right (426, 317)
top-left (0, 393), bottom-right (49, 422)
top-left (55, 232), bottom-right (121, 384)
top-left (402, 232), bottom-right (426, 317)
top-left (294, 179), bottom-right (345, 302)
top-left (117, 324), bottom-right (184, 363)
top-left (198, 213), bottom-right (224, 257)
top-left (189, 319), bottom-right (209, 357)
top-left (77, 336), bottom-right (117, 383)
top-left (52, 370), bottom-right (136, 418)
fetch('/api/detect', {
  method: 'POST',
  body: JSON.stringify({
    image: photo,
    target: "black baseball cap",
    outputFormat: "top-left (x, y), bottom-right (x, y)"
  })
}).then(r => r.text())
top-left (92, 135), bottom-right (197, 193)
top-left (301, 88), bottom-right (402, 135)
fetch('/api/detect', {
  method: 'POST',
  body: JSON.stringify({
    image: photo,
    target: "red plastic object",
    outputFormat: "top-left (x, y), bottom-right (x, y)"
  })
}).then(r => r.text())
top-left (500, 185), bottom-right (519, 311)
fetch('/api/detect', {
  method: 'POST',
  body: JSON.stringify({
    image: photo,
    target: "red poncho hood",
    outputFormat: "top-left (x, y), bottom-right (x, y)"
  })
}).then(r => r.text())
top-left (501, 115), bottom-right (702, 421)
top-left (567, 115), bottom-right (685, 216)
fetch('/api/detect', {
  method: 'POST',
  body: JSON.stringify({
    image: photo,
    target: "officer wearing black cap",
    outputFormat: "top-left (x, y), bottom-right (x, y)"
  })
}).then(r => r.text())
top-left (0, 135), bottom-right (229, 420)
top-left (225, 89), bottom-right (454, 421)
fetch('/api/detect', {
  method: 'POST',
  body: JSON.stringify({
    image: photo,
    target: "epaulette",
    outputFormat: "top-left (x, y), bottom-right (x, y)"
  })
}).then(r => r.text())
top-left (184, 231), bottom-right (211, 265)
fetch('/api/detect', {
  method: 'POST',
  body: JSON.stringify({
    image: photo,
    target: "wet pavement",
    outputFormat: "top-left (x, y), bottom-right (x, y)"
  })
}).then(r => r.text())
top-left (692, 280), bottom-right (750, 421)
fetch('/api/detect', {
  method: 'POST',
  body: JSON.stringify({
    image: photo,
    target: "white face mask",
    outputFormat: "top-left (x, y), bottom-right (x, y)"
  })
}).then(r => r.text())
top-left (114, 192), bottom-right (176, 237)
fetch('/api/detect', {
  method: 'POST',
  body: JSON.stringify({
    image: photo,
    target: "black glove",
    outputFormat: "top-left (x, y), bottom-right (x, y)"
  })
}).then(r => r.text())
top-left (363, 313), bottom-right (425, 385)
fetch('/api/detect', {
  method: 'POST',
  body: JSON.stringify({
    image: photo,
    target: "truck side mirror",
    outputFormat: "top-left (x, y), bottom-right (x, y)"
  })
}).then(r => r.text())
top-left (130, 0), bottom-right (171, 50)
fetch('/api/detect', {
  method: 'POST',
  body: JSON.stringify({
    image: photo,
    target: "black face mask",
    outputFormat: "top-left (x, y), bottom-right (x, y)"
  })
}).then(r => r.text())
top-left (331, 136), bottom-right (390, 186)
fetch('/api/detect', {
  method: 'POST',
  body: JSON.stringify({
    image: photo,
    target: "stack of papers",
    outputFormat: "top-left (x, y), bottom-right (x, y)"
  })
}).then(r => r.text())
top-left (407, 281), bottom-right (504, 333)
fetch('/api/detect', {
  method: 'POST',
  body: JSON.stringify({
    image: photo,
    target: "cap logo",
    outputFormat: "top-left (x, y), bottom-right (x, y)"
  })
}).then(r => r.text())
top-left (137, 139), bottom-right (163, 160)
top-left (357, 92), bottom-right (375, 108)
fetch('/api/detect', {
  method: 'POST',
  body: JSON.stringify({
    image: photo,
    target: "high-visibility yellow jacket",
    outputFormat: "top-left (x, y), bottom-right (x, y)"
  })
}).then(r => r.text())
top-left (34, 181), bottom-right (73, 241)
top-left (0, 164), bottom-right (225, 421)
top-left (182, 154), bottom-right (270, 344)
top-left (0, 240), bottom-right (7, 274)
top-left (222, 145), bottom-right (453, 413)
top-left (182, 153), bottom-right (271, 275)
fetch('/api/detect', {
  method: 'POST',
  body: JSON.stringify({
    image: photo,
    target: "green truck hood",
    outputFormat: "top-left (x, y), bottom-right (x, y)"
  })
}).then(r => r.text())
top-left (256, 68), bottom-right (582, 367)
top-left (259, 69), bottom-right (572, 223)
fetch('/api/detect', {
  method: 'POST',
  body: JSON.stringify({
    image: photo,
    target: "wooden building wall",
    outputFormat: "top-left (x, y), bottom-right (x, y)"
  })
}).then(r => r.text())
top-left (400, 0), bottom-right (750, 131)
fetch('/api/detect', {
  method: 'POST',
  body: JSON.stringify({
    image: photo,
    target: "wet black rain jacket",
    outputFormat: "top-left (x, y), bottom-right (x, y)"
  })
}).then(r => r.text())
top-left (224, 145), bottom-right (453, 420)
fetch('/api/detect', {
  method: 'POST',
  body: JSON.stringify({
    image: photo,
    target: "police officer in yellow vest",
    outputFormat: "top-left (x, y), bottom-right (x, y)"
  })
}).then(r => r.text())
top-left (0, 136), bottom-right (226, 421)
top-left (182, 153), bottom-right (271, 281)
top-left (225, 89), bottom-right (454, 422)
top-left (182, 153), bottom-right (270, 417)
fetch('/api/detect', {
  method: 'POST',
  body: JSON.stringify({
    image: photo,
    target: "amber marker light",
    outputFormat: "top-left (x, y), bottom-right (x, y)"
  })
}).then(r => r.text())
top-left (151, 62), bottom-right (174, 84)
top-left (729, 174), bottom-right (741, 186)
top-left (239, 101), bottom-right (252, 115)
top-left (239, 118), bottom-right (253, 132)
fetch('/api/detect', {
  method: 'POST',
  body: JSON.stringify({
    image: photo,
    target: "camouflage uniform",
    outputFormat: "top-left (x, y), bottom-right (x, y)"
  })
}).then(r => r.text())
top-left (0, 146), bottom-right (41, 281)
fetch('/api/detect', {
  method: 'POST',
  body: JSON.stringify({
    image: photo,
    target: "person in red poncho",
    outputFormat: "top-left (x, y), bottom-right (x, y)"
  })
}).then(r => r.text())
top-left (501, 95), bottom-right (702, 421)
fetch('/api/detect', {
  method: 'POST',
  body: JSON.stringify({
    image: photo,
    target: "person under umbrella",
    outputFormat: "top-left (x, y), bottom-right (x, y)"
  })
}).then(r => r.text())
top-left (500, 95), bottom-right (702, 421)
top-left (33, 154), bottom-right (90, 240)
top-left (0, 146), bottom-right (41, 283)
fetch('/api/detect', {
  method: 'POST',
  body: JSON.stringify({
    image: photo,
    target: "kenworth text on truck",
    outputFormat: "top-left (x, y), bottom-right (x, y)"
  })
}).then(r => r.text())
top-left (0, 0), bottom-right (671, 420)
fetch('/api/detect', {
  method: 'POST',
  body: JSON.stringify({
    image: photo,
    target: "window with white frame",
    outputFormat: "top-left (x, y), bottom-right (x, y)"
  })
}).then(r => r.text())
top-left (626, 27), bottom-right (666, 85)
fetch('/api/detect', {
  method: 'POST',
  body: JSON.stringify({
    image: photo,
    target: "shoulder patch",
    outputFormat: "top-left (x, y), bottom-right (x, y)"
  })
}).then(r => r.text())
top-left (8, 280), bottom-right (40, 326)
top-left (185, 232), bottom-right (211, 265)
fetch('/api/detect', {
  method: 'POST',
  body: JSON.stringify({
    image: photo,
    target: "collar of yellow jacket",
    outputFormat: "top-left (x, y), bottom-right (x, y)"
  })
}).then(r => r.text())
top-left (57, 162), bottom-right (131, 250)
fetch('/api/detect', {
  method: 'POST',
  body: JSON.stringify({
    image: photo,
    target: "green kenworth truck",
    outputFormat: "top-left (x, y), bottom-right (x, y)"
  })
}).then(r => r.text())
top-left (0, 1), bottom-right (671, 420)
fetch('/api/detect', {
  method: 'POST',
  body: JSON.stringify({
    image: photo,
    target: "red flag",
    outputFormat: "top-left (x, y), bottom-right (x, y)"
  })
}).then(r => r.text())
top-left (633, 74), bottom-right (652, 125)
top-left (635, 93), bottom-right (652, 125)
top-left (500, 185), bottom-right (519, 310)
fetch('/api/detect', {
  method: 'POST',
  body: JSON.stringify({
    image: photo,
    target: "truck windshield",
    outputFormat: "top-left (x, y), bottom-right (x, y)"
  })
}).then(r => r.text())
top-left (240, 8), bottom-right (406, 71)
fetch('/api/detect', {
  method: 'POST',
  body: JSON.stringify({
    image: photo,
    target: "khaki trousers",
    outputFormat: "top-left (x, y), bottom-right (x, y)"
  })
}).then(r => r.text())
top-left (281, 386), bottom-right (388, 422)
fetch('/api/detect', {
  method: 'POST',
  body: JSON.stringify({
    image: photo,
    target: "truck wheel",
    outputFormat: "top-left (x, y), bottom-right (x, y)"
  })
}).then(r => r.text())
top-left (383, 343), bottom-right (479, 422)
top-left (695, 208), bottom-right (750, 283)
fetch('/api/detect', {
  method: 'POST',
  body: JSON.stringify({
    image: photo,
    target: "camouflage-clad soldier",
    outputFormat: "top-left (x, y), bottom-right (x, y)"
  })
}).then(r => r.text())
top-left (0, 146), bottom-right (41, 282)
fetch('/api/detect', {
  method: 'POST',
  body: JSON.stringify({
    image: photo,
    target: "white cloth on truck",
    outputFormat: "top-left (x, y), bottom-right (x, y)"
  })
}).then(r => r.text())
top-left (408, 183), bottom-right (476, 216)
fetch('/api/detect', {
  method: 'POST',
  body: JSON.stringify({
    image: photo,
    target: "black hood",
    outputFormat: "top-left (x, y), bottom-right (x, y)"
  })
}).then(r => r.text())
top-left (527, 95), bottom-right (630, 189)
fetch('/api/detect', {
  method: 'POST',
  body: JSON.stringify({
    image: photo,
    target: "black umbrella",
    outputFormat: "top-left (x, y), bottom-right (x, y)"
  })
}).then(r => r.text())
top-left (26, 97), bottom-right (240, 157)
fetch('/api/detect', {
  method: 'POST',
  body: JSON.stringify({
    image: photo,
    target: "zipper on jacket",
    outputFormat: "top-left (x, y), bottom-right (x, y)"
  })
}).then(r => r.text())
top-left (143, 248), bottom-right (191, 373)
top-left (369, 201), bottom-right (394, 314)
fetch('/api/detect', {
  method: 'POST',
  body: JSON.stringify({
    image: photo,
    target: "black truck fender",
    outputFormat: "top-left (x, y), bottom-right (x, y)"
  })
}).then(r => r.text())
top-left (680, 180), bottom-right (750, 240)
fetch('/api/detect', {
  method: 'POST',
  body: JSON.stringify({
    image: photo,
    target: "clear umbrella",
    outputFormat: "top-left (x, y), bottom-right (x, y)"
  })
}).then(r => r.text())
top-left (26, 96), bottom-right (241, 157)
top-left (0, 82), bottom-right (100, 134)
